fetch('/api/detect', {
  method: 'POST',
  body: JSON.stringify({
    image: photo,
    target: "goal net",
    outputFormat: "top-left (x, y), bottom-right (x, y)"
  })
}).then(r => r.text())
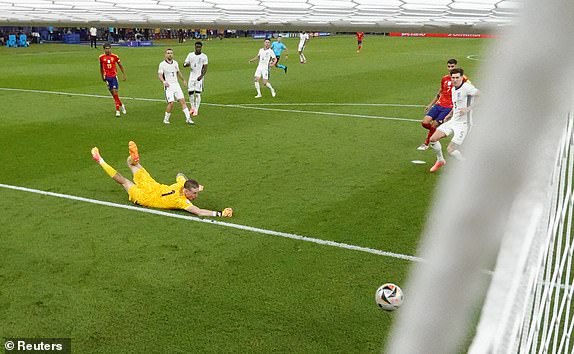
top-left (388, 0), bottom-right (574, 353)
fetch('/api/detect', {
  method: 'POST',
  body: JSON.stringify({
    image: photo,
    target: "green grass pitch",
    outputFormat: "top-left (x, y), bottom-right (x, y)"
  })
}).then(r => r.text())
top-left (0, 35), bottom-right (488, 352)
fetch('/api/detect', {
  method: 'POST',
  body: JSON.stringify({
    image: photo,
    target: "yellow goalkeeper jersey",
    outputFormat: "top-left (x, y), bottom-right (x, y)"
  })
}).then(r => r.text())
top-left (128, 169), bottom-right (193, 210)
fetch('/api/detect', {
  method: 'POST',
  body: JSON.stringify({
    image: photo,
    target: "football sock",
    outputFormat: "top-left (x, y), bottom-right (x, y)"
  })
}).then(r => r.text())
top-left (277, 64), bottom-right (286, 70)
top-left (450, 150), bottom-right (465, 161)
top-left (164, 112), bottom-right (171, 121)
top-left (265, 82), bottom-right (274, 91)
top-left (254, 82), bottom-right (261, 95)
top-left (422, 122), bottom-right (432, 130)
top-left (112, 93), bottom-right (122, 107)
top-left (195, 93), bottom-right (201, 111)
top-left (98, 159), bottom-right (118, 178)
top-left (425, 127), bottom-right (436, 145)
top-left (183, 107), bottom-right (191, 120)
top-left (430, 141), bottom-right (445, 161)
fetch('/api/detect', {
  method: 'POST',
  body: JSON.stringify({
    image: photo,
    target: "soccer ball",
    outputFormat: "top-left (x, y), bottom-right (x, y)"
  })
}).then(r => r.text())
top-left (375, 283), bottom-right (404, 311)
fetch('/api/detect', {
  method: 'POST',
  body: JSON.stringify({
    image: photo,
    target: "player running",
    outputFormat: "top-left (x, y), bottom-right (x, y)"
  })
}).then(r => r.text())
top-left (418, 59), bottom-right (465, 151)
top-left (356, 32), bottom-right (364, 53)
top-left (158, 48), bottom-right (193, 125)
top-left (183, 41), bottom-right (208, 117)
top-left (248, 39), bottom-right (277, 98)
top-left (298, 31), bottom-right (309, 64)
top-left (271, 35), bottom-right (288, 73)
top-left (428, 68), bottom-right (480, 172)
top-left (91, 141), bottom-right (233, 217)
top-left (99, 42), bottom-right (127, 117)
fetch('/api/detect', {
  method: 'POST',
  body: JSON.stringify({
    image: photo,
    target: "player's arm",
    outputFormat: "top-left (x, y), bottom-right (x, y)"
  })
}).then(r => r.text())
top-left (459, 90), bottom-right (481, 114)
top-left (158, 71), bottom-right (169, 87)
top-left (198, 64), bottom-right (208, 81)
top-left (425, 88), bottom-right (441, 113)
top-left (184, 205), bottom-right (232, 217)
top-left (100, 60), bottom-right (106, 81)
top-left (117, 62), bottom-right (127, 81)
top-left (176, 69), bottom-right (187, 87)
top-left (248, 54), bottom-right (259, 63)
top-left (270, 56), bottom-right (277, 67)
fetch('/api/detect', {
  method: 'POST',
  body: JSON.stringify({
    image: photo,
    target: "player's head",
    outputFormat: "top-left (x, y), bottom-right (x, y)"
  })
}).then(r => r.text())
top-left (450, 68), bottom-right (464, 86)
top-left (165, 48), bottom-right (174, 61)
top-left (277, 35), bottom-right (282, 42)
top-left (103, 42), bottom-right (112, 55)
top-left (264, 39), bottom-right (271, 48)
top-left (183, 179), bottom-right (201, 200)
top-left (194, 41), bottom-right (202, 54)
top-left (447, 58), bottom-right (458, 71)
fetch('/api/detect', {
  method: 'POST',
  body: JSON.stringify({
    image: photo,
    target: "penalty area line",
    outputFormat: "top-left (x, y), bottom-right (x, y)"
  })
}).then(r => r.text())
top-left (0, 87), bottom-right (419, 123)
top-left (0, 183), bottom-right (422, 263)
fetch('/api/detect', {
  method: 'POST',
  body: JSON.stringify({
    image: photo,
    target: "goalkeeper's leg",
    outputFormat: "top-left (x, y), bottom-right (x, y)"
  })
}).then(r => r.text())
top-left (92, 147), bottom-right (134, 192)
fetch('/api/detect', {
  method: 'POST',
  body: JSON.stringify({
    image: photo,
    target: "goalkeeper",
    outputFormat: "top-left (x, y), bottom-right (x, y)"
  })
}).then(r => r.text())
top-left (91, 141), bottom-right (233, 218)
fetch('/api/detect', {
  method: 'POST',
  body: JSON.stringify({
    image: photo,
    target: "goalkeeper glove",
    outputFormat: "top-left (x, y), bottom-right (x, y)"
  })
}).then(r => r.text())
top-left (213, 208), bottom-right (233, 217)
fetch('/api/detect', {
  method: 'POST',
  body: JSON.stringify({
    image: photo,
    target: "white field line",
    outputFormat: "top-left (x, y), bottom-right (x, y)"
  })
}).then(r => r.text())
top-left (0, 183), bottom-right (423, 263)
top-left (0, 87), bottom-right (420, 123)
top-left (235, 103), bottom-right (425, 107)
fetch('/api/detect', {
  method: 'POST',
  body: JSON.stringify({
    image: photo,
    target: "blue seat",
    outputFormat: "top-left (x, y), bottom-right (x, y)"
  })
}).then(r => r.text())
top-left (18, 34), bottom-right (29, 47)
top-left (7, 34), bottom-right (17, 47)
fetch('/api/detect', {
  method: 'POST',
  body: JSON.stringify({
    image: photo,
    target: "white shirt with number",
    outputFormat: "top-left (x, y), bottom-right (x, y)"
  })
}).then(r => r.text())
top-left (254, 48), bottom-right (276, 80)
top-left (184, 52), bottom-right (208, 92)
top-left (451, 81), bottom-right (479, 125)
top-left (158, 59), bottom-right (184, 102)
top-left (298, 33), bottom-right (309, 51)
top-left (90, 27), bottom-right (97, 36)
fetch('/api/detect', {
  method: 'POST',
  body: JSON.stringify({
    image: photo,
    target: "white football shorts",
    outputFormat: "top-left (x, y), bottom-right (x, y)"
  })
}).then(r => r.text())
top-left (437, 120), bottom-right (469, 146)
top-left (188, 78), bottom-right (204, 93)
top-left (254, 66), bottom-right (269, 80)
top-left (164, 84), bottom-right (184, 103)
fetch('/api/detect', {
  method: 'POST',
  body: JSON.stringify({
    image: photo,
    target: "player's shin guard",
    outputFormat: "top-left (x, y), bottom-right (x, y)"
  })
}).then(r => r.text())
top-left (195, 93), bottom-right (201, 111)
top-left (183, 107), bottom-right (191, 120)
top-left (430, 141), bottom-right (445, 161)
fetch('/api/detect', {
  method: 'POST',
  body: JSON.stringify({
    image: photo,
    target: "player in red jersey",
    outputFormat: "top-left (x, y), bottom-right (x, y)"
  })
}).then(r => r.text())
top-left (356, 32), bottom-right (364, 53)
top-left (417, 59), bottom-right (467, 150)
top-left (99, 42), bottom-right (127, 117)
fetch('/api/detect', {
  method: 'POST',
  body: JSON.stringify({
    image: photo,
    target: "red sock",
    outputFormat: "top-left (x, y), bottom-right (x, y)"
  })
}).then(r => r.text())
top-left (425, 126), bottom-right (436, 145)
top-left (112, 93), bottom-right (122, 109)
top-left (422, 122), bottom-right (432, 130)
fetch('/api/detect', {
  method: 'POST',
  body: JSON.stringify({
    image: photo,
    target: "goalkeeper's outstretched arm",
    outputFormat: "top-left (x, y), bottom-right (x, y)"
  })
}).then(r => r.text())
top-left (185, 205), bottom-right (233, 217)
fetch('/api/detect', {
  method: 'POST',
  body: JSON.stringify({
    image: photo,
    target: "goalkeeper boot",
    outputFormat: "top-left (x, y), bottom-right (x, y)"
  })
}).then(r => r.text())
top-left (91, 147), bottom-right (102, 163)
top-left (128, 141), bottom-right (139, 165)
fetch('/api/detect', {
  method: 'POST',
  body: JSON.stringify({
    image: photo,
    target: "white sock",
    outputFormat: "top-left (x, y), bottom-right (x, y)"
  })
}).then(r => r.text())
top-left (195, 93), bottom-right (201, 111)
top-left (430, 141), bottom-right (445, 161)
top-left (183, 107), bottom-right (191, 120)
top-left (164, 112), bottom-right (171, 121)
top-left (189, 97), bottom-right (195, 112)
top-left (300, 53), bottom-right (306, 62)
top-left (265, 82), bottom-right (274, 92)
top-left (254, 82), bottom-right (261, 95)
top-left (450, 149), bottom-right (465, 161)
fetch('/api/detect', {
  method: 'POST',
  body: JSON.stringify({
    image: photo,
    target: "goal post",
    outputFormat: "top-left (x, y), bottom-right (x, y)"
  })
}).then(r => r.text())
top-left (387, 0), bottom-right (574, 352)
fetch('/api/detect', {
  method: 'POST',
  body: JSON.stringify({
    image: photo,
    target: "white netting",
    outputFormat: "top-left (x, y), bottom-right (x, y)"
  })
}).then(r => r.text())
top-left (387, 0), bottom-right (574, 352)
top-left (469, 113), bottom-right (574, 354)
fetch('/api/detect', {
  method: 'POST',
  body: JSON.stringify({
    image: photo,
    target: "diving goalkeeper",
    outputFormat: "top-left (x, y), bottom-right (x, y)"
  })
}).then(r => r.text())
top-left (91, 141), bottom-right (233, 218)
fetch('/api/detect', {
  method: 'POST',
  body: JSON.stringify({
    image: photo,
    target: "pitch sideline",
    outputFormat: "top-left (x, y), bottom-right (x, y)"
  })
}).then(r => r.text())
top-left (0, 183), bottom-right (423, 263)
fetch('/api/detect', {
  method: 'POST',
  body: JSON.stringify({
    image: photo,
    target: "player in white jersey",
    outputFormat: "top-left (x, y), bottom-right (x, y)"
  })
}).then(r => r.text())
top-left (183, 41), bottom-right (208, 117)
top-left (248, 38), bottom-right (277, 98)
top-left (157, 48), bottom-right (193, 125)
top-left (428, 68), bottom-right (480, 172)
top-left (298, 31), bottom-right (310, 64)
